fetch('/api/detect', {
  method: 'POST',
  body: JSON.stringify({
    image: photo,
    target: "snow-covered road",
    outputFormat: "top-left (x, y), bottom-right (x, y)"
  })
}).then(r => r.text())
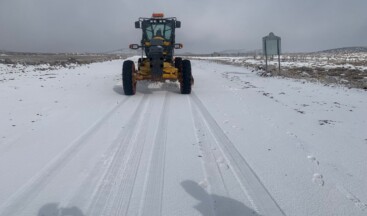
top-left (0, 59), bottom-right (366, 216)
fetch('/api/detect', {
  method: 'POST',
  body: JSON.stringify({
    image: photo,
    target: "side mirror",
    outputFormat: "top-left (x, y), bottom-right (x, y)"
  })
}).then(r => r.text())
top-left (129, 44), bottom-right (140, 49)
top-left (174, 43), bottom-right (183, 49)
top-left (135, 21), bottom-right (140, 29)
top-left (175, 21), bottom-right (181, 28)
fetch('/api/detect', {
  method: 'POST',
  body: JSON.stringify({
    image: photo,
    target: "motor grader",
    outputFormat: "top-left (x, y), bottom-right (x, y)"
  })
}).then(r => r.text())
top-left (122, 13), bottom-right (193, 95)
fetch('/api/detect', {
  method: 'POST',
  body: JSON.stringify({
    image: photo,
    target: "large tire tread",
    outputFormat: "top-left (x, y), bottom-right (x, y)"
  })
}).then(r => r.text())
top-left (181, 60), bottom-right (192, 94)
top-left (122, 60), bottom-right (136, 95)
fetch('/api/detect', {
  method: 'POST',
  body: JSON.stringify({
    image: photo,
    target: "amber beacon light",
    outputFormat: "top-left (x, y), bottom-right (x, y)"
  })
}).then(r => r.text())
top-left (152, 13), bottom-right (164, 18)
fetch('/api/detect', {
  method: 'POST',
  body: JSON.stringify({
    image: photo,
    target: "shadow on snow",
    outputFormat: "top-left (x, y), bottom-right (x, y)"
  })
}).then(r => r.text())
top-left (181, 180), bottom-right (262, 216)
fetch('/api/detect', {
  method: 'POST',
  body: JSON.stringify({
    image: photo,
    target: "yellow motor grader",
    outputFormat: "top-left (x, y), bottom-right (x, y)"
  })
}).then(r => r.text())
top-left (123, 13), bottom-right (193, 95)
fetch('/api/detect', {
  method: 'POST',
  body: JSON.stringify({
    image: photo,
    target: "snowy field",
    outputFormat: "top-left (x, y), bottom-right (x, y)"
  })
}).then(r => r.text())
top-left (191, 53), bottom-right (367, 89)
top-left (192, 52), bottom-right (367, 71)
top-left (0, 58), bottom-right (367, 215)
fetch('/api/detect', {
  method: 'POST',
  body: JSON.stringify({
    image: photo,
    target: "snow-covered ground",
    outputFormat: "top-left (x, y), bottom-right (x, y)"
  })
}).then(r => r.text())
top-left (191, 53), bottom-right (367, 71)
top-left (191, 54), bottom-right (367, 90)
top-left (0, 58), bottom-right (366, 215)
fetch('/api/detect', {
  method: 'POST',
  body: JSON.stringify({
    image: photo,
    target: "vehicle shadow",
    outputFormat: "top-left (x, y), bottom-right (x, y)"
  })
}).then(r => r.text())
top-left (38, 203), bottom-right (84, 216)
top-left (113, 81), bottom-right (181, 95)
top-left (113, 84), bottom-right (125, 95)
top-left (181, 180), bottom-right (262, 216)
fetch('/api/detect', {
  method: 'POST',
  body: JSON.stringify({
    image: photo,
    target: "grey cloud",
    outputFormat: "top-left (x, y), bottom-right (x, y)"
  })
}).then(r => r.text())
top-left (0, 0), bottom-right (366, 53)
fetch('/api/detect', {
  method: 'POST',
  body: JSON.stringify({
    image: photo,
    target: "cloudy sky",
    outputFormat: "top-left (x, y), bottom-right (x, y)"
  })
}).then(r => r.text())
top-left (0, 0), bottom-right (366, 53)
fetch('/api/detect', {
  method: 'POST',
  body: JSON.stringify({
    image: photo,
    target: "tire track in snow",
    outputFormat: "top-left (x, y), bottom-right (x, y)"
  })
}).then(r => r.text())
top-left (0, 97), bottom-right (131, 216)
top-left (139, 92), bottom-right (169, 216)
top-left (190, 93), bottom-right (286, 216)
top-left (189, 98), bottom-right (232, 216)
top-left (87, 95), bottom-right (152, 216)
top-left (65, 95), bottom-right (148, 210)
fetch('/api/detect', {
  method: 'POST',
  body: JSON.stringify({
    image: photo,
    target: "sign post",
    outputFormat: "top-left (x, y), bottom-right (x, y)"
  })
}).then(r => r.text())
top-left (262, 32), bottom-right (281, 73)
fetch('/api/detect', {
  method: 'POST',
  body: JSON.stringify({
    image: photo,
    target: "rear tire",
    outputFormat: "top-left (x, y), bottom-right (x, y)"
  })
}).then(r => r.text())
top-left (180, 60), bottom-right (192, 94)
top-left (122, 60), bottom-right (136, 95)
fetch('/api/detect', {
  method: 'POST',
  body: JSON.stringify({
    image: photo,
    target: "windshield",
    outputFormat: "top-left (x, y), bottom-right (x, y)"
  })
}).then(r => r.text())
top-left (144, 23), bottom-right (172, 40)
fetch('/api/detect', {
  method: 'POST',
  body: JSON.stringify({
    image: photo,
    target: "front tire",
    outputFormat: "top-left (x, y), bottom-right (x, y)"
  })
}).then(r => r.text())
top-left (180, 60), bottom-right (192, 94)
top-left (122, 60), bottom-right (136, 95)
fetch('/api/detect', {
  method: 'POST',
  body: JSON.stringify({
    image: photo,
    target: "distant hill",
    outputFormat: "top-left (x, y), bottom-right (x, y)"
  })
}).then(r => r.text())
top-left (213, 47), bottom-right (367, 56)
top-left (315, 47), bottom-right (367, 54)
top-left (214, 48), bottom-right (262, 56)
top-left (218, 48), bottom-right (248, 54)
